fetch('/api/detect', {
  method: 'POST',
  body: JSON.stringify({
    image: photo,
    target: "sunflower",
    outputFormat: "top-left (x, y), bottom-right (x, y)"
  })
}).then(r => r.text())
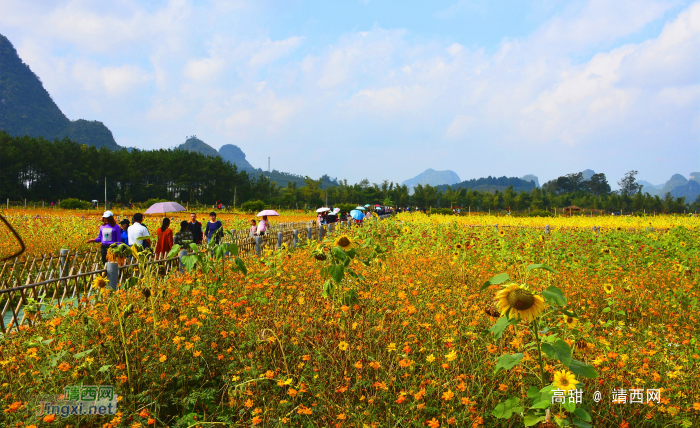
top-left (612, 256), bottom-right (618, 263)
top-left (600, 247), bottom-right (611, 255)
top-left (403, 227), bottom-right (410, 233)
top-left (452, 251), bottom-right (459, 257)
top-left (431, 230), bottom-right (437, 235)
top-left (603, 283), bottom-right (614, 294)
top-left (494, 283), bottom-right (545, 322)
top-left (567, 252), bottom-right (574, 257)
top-left (334, 235), bottom-right (354, 250)
top-left (562, 314), bottom-right (578, 328)
top-left (454, 243), bottom-right (463, 250)
top-left (552, 370), bottom-right (578, 391)
top-left (539, 235), bottom-right (544, 242)
top-left (92, 275), bottom-right (109, 289)
top-left (680, 241), bottom-right (686, 248)
top-left (498, 230), bottom-right (506, 237)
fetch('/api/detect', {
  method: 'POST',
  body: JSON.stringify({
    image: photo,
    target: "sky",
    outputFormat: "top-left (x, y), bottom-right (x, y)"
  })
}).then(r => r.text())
top-left (1, 0), bottom-right (699, 187)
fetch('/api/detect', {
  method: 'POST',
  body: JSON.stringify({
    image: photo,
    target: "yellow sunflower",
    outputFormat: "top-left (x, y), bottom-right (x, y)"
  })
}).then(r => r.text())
top-left (92, 275), bottom-right (109, 289)
top-left (680, 241), bottom-right (686, 248)
top-left (454, 243), bottom-right (463, 250)
top-left (603, 283), bottom-right (614, 294)
top-left (600, 247), bottom-right (611, 255)
top-left (552, 370), bottom-right (578, 391)
top-left (494, 283), bottom-right (545, 322)
top-left (403, 227), bottom-right (410, 233)
top-left (498, 230), bottom-right (506, 237)
top-left (334, 235), bottom-right (354, 250)
top-left (562, 314), bottom-right (578, 328)
top-left (612, 256), bottom-right (618, 263)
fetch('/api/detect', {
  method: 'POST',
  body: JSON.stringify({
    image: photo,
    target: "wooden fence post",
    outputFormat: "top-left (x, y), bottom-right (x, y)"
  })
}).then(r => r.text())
top-left (255, 236), bottom-right (262, 256)
top-left (106, 262), bottom-right (119, 291)
top-left (277, 232), bottom-right (283, 250)
top-left (293, 230), bottom-right (299, 248)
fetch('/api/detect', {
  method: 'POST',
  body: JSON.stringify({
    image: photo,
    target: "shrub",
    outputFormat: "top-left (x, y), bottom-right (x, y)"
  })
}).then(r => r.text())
top-left (430, 208), bottom-right (454, 215)
top-left (336, 203), bottom-right (357, 214)
top-left (528, 210), bottom-right (554, 217)
top-left (240, 200), bottom-right (266, 213)
top-left (144, 198), bottom-right (168, 209)
top-left (58, 198), bottom-right (92, 210)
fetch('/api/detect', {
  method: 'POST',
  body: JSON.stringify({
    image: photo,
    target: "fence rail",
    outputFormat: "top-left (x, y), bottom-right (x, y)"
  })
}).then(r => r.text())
top-left (0, 217), bottom-right (376, 334)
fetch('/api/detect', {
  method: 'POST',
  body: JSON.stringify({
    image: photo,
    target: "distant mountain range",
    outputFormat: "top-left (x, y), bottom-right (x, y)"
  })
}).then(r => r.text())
top-left (437, 175), bottom-right (538, 193)
top-left (402, 169), bottom-right (461, 194)
top-left (638, 173), bottom-right (700, 200)
top-left (0, 33), bottom-right (120, 149)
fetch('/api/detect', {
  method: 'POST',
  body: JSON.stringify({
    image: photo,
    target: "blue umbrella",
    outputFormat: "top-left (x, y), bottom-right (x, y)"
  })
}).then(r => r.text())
top-left (355, 206), bottom-right (366, 211)
top-left (350, 210), bottom-right (365, 220)
top-left (364, 204), bottom-right (371, 207)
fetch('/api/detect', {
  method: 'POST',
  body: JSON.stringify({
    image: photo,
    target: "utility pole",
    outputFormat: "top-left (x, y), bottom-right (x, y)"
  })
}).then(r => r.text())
top-left (234, 187), bottom-right (236, 210)
top-left (104, 176), bottom-right (107, 209)
top-left (268, 156), bottom-right (270, 173)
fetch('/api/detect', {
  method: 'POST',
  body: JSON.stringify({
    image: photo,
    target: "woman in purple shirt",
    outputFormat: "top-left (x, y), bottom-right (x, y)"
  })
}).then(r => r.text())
top-left (87, 211), bottom-right (122, 264)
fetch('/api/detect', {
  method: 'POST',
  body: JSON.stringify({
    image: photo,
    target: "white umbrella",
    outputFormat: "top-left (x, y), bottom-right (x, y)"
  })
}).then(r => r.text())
top-left (145, 201), bottom-right (186, 214)
top-left (316, 207), bottom-right (331, 213)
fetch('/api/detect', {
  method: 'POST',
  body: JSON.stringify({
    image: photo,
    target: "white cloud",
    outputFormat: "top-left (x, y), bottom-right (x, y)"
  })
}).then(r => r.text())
top-left (249, 36), bottom-right (305, 68)
top-left (183, 57), bottom-right (225, 81)
top-left (445, 115), bottom-right (477, 139)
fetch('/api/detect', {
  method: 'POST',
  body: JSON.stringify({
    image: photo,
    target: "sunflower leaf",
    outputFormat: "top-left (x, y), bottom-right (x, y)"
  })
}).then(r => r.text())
top-left (574, 408), bottom-right (592, 422)
top-left (542, 286), bottom-right (567, 307)
top-left (569, 360), bottom-right (598, 378)
top-left (541, 340), bottom-right (572, 367)
top-left (491, 397), bottom-right (524, 419)
top-left (494, 353), bottom-right (524, 374)
top-left (523, 410), bottom-right (546, 426)
top-left (490, 316), bottom-right (519, 339)
top-left (526, 263), bottom-right (558, 274)
top-left (480, 273), bottom-right (510, 290)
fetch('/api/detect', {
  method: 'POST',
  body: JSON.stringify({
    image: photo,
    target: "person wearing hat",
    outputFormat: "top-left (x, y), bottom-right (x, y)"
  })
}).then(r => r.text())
top-left (87, 211), bottom-right (122, 264)
top-left (119, 219), bottom-right (130, 245)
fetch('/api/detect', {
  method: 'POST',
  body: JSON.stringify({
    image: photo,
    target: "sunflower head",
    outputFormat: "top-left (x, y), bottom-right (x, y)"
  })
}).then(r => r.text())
top-left (603, 283), bottom-right (614, 294)
top-left (499, 230), bottom-right (506, 237)
top-left (552, 370), bottom-right (578, 391)
top-left (601, 247), bottom-right (611, 255)
top-left (92, 275), bottom-right (109, 289)
top-left (403, 227), bottom-right (410, 233)
top-left (563, 315), bottom-right (578, 328)
top-left (454, 243), bottom-right (463, 250)
top-left (494, 283), bottom-right (545, 322)
top-left (334, 235), bottom-right (354, 250)
top-left (680, 241), bottom-right (686, 248)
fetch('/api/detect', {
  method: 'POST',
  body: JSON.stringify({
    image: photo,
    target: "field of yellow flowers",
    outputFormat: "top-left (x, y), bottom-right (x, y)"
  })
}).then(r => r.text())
top-left (1, 212), bottom-right (699, 427)
top-left (0, 208), bottom-right (316, 258)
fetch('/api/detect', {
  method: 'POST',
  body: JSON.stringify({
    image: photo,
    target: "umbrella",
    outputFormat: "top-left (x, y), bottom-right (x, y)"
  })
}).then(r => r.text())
top-left (145, 201), bottom-right (186, 214)
top-left (333, 208), bottom-right (341, 214)
top-left (350, 210), bottom-right (365, 220)
top-left (364, 204), bottom-right (370, 207)
top-left (256, 209), bottom-right (280, 217)
top-left (316, 207), bottom-right (330, 213)
top-left (355, 206), bottom-right (366, 211)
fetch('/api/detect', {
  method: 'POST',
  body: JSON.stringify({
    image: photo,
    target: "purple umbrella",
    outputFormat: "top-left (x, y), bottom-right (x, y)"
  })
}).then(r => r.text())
top-left (145, 202), bottom-right (187, 214)
top-left (256, 209), bottom-right (280, 217)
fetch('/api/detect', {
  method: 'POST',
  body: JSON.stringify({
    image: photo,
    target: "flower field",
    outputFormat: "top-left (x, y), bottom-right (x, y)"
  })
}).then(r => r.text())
top-left (1, 212), bottom-right (699, 427)
top-left (0, 208), bottom-right (316, 258)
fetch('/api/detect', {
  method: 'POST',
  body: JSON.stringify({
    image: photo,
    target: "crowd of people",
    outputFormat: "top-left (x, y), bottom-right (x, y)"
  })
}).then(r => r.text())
top-left (87, 211), bottom-right (227, 263)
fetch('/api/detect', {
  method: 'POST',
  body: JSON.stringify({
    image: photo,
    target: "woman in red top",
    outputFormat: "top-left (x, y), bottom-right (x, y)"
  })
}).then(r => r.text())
top-left (155, 217), bottom-right (174, 259)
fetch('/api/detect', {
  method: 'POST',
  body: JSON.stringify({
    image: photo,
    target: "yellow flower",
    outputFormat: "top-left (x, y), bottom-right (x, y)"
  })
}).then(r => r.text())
top-left (159, 355), bottom-right (167, 362)
top-left (499, 230), bottom-right (506, 237)
top-left (680, 241), bottom-right (686, 248)
top-left (454, 243), bottom-right (463, 250)
top-left (333, 235), bottom-right (354, 250)
top-left (552, 370), bottom-right (578, 391)
top-left (387, 343), bottom-right (397, 352)
top-left (92, 275), bottom-right (109, 289)
top-left (563, 315), bottom-right (578, 328)
top-left (600, 247), bottom-right (611, 255)
top-left (494, 283), bottom-right (545, 322)
top-left (194, 351), bottom-right (202, 357)
top-left (426, 354), bottom-right (436, 362)
top-left (444, 350), bottom-right (457, 362)
top-left (604, 283), bottom-right (614, 294)
top-left (338, 341), bottom-right (349, 351)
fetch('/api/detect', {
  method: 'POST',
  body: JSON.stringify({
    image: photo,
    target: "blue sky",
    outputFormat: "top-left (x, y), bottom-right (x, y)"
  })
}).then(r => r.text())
top-left (1, 0), bottom-right (698, 187)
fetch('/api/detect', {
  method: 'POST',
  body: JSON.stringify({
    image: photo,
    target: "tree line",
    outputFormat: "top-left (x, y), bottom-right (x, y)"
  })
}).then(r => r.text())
top-left (1, 132), bottom-right (697, 213)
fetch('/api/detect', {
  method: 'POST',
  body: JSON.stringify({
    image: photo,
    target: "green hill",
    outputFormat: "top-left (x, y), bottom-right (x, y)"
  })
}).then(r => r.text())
top-left (177, 136), bottom-right (219, 157)
top-left (219, 143), bottom-right (255, 172)
top-left (0, 33), bottom-right (119, 149)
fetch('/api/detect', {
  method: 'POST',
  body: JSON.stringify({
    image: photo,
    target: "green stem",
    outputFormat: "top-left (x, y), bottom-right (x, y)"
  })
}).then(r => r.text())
top-left (532, 318), bottom-right (546, 390)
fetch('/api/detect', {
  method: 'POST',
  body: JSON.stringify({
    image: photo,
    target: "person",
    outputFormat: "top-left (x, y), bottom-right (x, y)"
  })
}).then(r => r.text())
top-left (174, 221), bottom-right (193, 246)
top-left (87, 211), bottom-right (122, 264)
top-left (188, 213), bottom-right (203, 244)
top-left (205, 212), bottom-right (223, 244)
top-left (128, 213), bottom-right (151, 249)
top-left (119, 219), bottom-right (130, 245)
top-left (155, 218), bottom-right (174, 258)
top-left (249, 219), bottom-right (257, 237)
top-left (257, 215), bottom-right (269, 236)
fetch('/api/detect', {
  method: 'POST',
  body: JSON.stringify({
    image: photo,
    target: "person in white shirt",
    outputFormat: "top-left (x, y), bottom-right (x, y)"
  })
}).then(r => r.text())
top-left (128, 213), bottom-right (151, 248)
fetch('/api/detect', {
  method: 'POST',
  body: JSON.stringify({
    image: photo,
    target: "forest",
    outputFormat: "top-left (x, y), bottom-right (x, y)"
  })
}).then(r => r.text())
top-left (1, 132), bottom-right (697, 213)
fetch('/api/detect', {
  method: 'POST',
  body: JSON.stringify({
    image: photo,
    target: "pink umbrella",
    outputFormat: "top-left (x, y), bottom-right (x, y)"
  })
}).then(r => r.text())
top-left (256, 209), bottom-right (280, 217)
top-left (145, 202), bottom-right (187, 214)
